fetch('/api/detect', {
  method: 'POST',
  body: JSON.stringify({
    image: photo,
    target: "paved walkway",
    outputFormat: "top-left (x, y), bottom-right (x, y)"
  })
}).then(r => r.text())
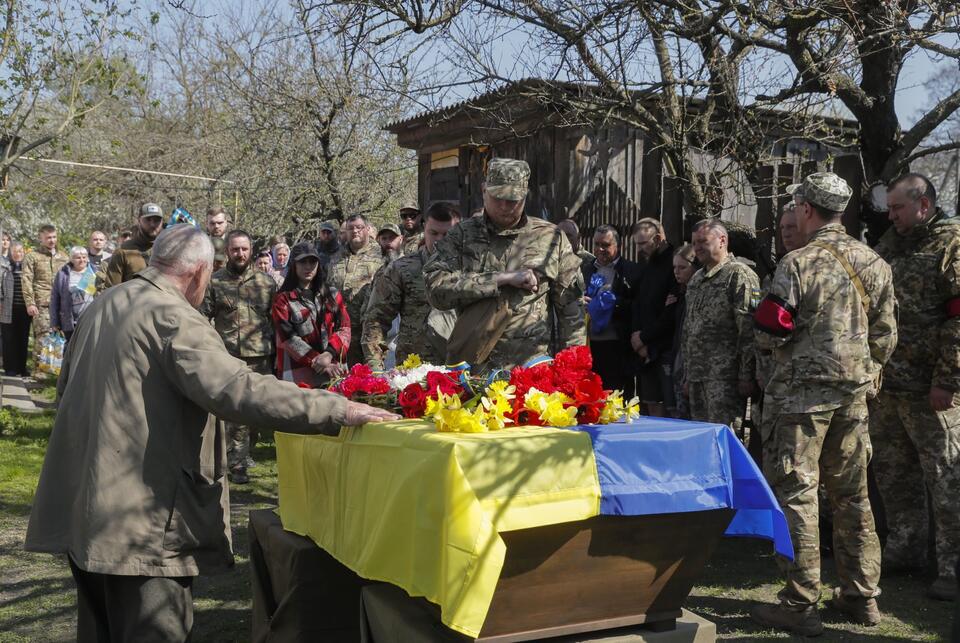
top-left (1, 375), bottom-right (40, 412)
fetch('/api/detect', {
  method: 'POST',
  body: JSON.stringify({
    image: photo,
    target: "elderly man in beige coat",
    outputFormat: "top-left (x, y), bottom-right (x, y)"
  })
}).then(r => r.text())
top-left (24, 225), bottom-right (396, 642)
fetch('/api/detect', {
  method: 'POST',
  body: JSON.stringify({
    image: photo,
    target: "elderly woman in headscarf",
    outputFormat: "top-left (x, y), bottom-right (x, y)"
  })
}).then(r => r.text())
top-left (272, 242), bottom-right (290, 278)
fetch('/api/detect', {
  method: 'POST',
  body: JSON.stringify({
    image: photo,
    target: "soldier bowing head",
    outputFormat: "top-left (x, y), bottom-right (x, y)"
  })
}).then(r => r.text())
top-left (483, 158), bottom-right (530, 230)
top-left (423, 202), bottom-right (460, 253)
top-left (887, 173), bottom-right (937, 236)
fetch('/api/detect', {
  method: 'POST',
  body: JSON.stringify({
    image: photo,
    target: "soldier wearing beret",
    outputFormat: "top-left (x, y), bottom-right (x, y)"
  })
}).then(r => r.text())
top-left (423, 158), bottom-right (585, 369)
top-left (871, 173), bottom-right (960, 601)
top-left (752, 172), bottom-right (898, 635)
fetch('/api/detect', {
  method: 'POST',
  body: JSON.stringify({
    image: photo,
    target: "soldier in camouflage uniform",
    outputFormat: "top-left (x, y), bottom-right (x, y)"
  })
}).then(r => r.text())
top-left (399, 202), bottom-right (423, 256)
top-left (363, 203), bottom-right (462, 369)
top-left (21, 224), bottom-right (69, 373)
top-left (326, 213), bottom-right (384, 366)
top-left (97, 203), bottom-right (164, 291)
top-left (751, 173), bottom-right (898, 635)
top-left (423, 158), bottom-right (585, 370)
top-left (870, 173), bottom-right (960, 601)
top-left (680, 219), bottom-right (759, 429)
top-left (376, 222), bottom-right (404, 263)
top-left (201, 229), bottom-right (277, 484)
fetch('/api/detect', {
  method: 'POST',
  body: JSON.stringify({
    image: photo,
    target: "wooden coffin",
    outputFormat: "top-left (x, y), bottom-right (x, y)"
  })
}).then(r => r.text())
top-left (474, 508), bottom-right (736, 642)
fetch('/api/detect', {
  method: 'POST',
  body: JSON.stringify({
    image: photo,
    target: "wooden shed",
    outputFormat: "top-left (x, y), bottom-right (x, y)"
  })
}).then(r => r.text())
top-left (385, 80), bottom-right (861, 261)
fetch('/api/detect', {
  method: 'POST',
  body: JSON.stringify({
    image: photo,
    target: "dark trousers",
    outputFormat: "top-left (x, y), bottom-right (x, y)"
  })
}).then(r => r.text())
top-left (590, 339), bottom-right (635, 399)
top-left (1, 304), bottom-right (30, 375)
top-left (69, 557), bottom-right (194, 643)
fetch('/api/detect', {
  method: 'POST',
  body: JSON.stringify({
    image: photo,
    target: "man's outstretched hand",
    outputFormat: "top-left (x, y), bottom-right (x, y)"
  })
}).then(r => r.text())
top-left (345, 401), bottom-right (401, 425)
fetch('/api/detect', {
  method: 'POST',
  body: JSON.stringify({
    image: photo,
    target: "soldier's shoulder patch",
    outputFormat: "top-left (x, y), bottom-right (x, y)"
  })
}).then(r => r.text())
top-left (749, 288), bottom-right (762, 311)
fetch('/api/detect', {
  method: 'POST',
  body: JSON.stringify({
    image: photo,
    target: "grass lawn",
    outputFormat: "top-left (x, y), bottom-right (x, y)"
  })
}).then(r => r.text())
top-left (0, 386), bottom-right (955, 642)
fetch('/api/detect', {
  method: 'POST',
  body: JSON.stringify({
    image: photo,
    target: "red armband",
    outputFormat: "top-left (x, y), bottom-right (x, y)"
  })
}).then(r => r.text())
top-left (947, 297), bottom-right (960, 319)
top-left (754, 295), bottom-right (796, 337)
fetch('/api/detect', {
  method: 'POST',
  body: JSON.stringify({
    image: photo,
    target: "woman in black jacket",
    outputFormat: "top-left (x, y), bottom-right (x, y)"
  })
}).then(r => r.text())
top-left (1, 243), bottom-right (31, 376)
top-left (666, 244), bottom-right (697, 418)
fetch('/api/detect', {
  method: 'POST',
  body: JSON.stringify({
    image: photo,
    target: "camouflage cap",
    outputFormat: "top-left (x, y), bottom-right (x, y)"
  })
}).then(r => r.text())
top-left (794, 172), bottom-right (852, 212)
top-left (485, 158), bottom-right (530, 201)
top-left (378, 222), bottom-right (402, 237)
top-left (319, 221), bottom-right (337, 232)
top-left (140, 202), bottom-right (163, 218)
top-left (399, 201), bottom-right (420, 214)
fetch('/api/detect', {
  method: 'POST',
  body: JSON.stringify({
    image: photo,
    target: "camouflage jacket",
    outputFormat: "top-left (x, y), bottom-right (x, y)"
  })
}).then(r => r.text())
top-left (325, 240), bottom-right (383, 330)
top-left (681, 254), bottom-right (759, 384)
top-left (874, 210), bottom-right (960, 392)
top-left (22, 247), bottom-right (69, 308)
top-left (362, 248), bottom-right (442, 368)
top-left (754, 223), bottom-right (898, 413)
top-left (97, 229), bottom-right (153, 292)
top-left (201, 263), bottom-right (277, 358)
top-left (423, 213), bottom-right (585, 368)
top-left (401, 231), bottom-right (422, 256)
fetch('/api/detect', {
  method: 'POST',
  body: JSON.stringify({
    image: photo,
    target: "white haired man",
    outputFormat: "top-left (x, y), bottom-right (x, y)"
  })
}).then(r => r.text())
top-left (24, 224), bottom-right (397, 641)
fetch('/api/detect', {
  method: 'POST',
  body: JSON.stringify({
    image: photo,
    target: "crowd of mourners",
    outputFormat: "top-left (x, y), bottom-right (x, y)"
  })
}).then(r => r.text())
top-left (5, 157), bottom-right (959, 639)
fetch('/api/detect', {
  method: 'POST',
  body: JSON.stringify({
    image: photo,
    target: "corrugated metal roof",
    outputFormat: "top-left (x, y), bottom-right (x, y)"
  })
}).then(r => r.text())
top-left (384, 78), bottom-right (594, 130)
top-left (383, 78), bottom-right (858, 135)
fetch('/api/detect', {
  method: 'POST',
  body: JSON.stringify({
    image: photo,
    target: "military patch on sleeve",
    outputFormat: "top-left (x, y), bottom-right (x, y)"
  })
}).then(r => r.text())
top-left (749, 288), bottom-right (762, 312)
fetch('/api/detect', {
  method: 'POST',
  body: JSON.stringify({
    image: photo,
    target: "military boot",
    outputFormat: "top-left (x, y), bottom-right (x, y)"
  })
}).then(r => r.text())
top-left (926, 576), bottom-right (957, 601)
top-left (827, 588), bottom-right (881, 625)
top-left (750, 602), bottom-right (823, 636)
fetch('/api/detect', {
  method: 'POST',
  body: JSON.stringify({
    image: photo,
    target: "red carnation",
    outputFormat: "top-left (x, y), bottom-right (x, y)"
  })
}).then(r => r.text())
top-left (554, 345), bottom-right (592, 372)
top-left (350, 364), bottom-right (374, 378)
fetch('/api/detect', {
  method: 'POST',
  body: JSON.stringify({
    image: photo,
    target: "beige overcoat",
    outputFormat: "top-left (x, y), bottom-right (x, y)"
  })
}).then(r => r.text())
top-left (24, 267), bottom-right (347, 577)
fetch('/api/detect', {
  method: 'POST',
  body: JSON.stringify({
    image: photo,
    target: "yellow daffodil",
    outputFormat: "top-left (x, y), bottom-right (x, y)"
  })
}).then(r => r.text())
top-left (524, 389), bottom-right (577, 427)
top-left (599, 390), bottom-right (641, 424)
top-left (486, 380), bottom-right (515, 400)
top-left (400, 354), bottom-right (423, 369)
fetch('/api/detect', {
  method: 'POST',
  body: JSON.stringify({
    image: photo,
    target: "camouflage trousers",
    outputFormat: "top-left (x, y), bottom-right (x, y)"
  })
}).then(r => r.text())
top-left (868, 390), bottom-right (960, 579)
top-left (31, 305), bottom-right (52, 372)
top-left (226, 355), bottom-right (274, 474)
top-left (762, 394), bottom-right (881, 608)
top-left (688, 379), bottom-right (747, 432)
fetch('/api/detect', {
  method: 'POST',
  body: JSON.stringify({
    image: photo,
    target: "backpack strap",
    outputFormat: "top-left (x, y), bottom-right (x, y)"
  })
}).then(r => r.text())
top-left (808, 240), bottom-right (870, 315)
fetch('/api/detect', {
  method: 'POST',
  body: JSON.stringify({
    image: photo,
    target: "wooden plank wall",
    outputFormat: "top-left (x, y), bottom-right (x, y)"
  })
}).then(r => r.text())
top-left (413, 124), bottom-right (866, 262)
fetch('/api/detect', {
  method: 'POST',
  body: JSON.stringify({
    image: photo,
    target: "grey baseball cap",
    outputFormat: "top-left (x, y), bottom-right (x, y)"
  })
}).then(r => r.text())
top-left (319, 221), bottom-right (337, 233)
top-left (792, 173), bottom-right (852, 212)
top-left (485, 158), bottom-right (530, 201)
top-left (140, 203), bottom-right (163, 219)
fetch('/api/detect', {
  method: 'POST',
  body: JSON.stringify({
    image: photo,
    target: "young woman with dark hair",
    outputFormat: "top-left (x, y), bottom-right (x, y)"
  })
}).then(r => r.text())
top-left (271, 242), bottom-right (351, 388)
